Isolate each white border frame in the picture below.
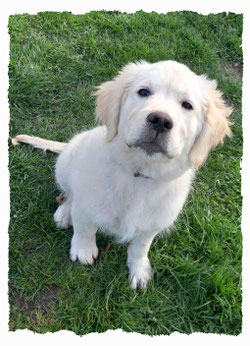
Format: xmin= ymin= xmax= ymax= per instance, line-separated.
xmin=1 ymin=1 xmax=249 ymax=345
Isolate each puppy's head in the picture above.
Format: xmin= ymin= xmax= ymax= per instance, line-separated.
xmin=95 ymin=60 xmax=232 ymax=168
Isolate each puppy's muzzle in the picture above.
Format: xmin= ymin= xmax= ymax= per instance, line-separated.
xmin=146 ymin=112 xmax=173 ymax=133
xmin=130 ymin=111 xmax=173 ymax=157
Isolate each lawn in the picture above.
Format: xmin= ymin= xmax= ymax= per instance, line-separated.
xmin=8 ymin=11 xmax=242 ymax=335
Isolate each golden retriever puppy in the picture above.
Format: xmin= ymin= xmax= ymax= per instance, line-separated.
xmin=12 ymin=60 xmax=232 ymax=289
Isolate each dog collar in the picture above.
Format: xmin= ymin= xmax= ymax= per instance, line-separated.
xmin=134 ymin=171 xmax=152 ymax=179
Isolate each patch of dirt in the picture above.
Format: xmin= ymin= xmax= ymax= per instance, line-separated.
xmin=225 ymin=62 xmax=243 ymax=83
xmin=37 ymin=284 xmax=60 ymax=306
xmin=11 ymin=284 xmax=60 ymax=323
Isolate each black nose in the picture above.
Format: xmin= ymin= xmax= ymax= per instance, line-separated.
xmin=146 ymin=112 xmax=173 ymax=133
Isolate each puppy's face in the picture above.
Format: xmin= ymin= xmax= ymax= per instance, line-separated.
xmin=119 ymin=61 xmax=206 ymax=160
xmin=95 ymin=61 xmax=232 ymax=168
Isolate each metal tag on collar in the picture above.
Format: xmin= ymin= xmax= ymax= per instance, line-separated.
xmin=134 ymin=171 xmax=152 ymax=179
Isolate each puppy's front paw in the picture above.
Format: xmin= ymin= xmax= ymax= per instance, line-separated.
xmin=127 ymin=258 xmax=152 ymax=290
xmin=70 ymin=237 xmax=98 ymax=265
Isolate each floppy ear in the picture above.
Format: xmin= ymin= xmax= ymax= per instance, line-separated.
xmin=94 ymin=63 xmax=139 ymax=142
xmin=189 ymin=82 xmax=233 ymax=168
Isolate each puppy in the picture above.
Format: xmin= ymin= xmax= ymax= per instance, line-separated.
xmin=12 ymin=60 xmax=232 ymax=289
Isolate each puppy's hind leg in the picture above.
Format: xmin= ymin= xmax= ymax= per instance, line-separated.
xmin=70 ymin=204 xmax=98 ymax=265
xmin=54 ymin=195 xmax=72 ymax=229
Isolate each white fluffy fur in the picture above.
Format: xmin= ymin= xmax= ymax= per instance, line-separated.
xmin=13 ymin=60 xmax=232 ymax=289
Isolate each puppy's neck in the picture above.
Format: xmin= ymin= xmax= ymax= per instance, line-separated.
xmin=109 ymin=138 xmax=194 ymax=183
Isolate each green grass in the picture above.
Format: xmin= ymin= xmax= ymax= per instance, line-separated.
xmin=8 ymin=11 xmax=242 ymax=335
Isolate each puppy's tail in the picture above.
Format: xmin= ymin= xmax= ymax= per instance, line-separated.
xmin=12 ymin=135 xmax=67 ymax=153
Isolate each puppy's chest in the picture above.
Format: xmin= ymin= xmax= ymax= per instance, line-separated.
xmin=111 ymin=176 xmax=188 ymax=232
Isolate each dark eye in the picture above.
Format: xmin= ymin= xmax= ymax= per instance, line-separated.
xmin=138 ymin=88 xmax=151 ymax=97
xmin=182 ymin=101 xmax=193 ymax=110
